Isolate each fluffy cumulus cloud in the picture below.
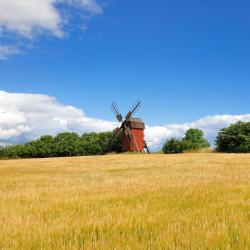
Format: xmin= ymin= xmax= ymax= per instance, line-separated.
xmin=0 ymin=0 xmax=102 ymax=58
xmin=0 ymin=91 xmax=116 ymax=145
xmin=1 ymin=91 xmax=250 ymax=150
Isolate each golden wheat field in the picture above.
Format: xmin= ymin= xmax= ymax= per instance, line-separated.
xmin=0 ymin=153 xmax=250 ymax=250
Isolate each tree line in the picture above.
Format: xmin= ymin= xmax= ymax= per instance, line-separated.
xmin=0 ymin=121 xmax=249 ymax=159
xmin=162 ymin=121 xmax=250 ymax=154
xmin=0 ymin=132 xmax=121 ymax=159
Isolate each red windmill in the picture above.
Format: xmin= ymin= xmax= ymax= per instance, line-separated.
xmin=111 ymin=100 xmax=150 ymax=153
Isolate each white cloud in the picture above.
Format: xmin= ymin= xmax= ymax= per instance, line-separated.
xmin=1 ymin=91 xmax=250 ymax=150
xmin=0 ymin=0 xmax=102 ymax=58
xmin=0 ymin=0 xmax=102 ymax=38
xmin=0 ymin=0 xmax=63 ymax=38
xmin=0 ymin=91 xmax=116 ymax=145
xmin=0 ymin=45 xmax=21 ymax=59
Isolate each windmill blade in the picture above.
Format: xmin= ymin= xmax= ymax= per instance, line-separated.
xmin=111 ymin=102 xmax=119 ymax=118
xmin=124 ymin=125 xmax=140 ymax=152
xmin=130 ymin=99 xmax=141 ymax=115
xmin=111 ymin=102 xmax=120 ymax=115
xmin=111 ymin=102 xmax=123 ymax=122
xmin=125 ymin=100 xmax=141 ymax=120
xmin=114 ymin=126 xmax=123 ymax=135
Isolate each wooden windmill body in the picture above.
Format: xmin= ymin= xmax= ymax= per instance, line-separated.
xmin=111 ymin=101 xmax=150 ymax=153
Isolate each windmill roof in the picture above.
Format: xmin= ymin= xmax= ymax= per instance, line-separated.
xmin=126 ymin=118 xmax=145 ymax=129
xmin=127 ymin=118 xmax=144 ymax=123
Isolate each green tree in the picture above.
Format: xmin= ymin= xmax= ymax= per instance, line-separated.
xmin=0 ymin=130 xmax=124 ymax=159
xmin=102 ymin=131 xmax=122 ymax=153
xmin=216 ymin=121 xmax=250 ymax=153
xmin=162 ymin=138 xmax=184 ymax=154
xmin=182 ymin=128 xmax=210 ymax=150
xmin=162 ymin=128 xmax=210 ymax=154
xmin=78 ymin=133 xmax=103 ymax=156
xmin=54 ymin=132 xmax=80 ymax=157
xmin=25 ymin=135 xmax=55 ymax=158
xmin=1 ymin=144 xmax=26 ymax=159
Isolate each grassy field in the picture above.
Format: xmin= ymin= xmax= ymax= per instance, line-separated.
xmin=0 ymin=154 xmax=249 ymax=250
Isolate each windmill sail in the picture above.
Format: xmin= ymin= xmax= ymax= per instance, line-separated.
xmin=111 ymin=102 xmax=123 ymax=122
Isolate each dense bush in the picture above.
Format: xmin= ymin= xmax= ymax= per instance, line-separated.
xmin=162 ymin=128 xmax=210 ymax=154
xmin=182 ymin=129 xmax=210 ymax=150
xmin=0 ymin=144 xmax=27 ymax=159
xmin=54 ymin=133 xmax=80 ymax=157
xmin=162 ymin=138 xmax=185 ymax=154
xmin=0 ymin=131 xmax=121 ymax=159
xmin=216 ymin=122 xmax=250 ymax=153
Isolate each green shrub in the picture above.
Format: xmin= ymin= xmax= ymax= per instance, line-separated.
xmin=54 ymin=132 xmax=80 ymax=157
xmin=0 ymin=131 xmax=121 ymax=159
xmin=182 ymin=129 xmax=210 ymax=151
xmin=216 ymin=121 xmax=250 ymax=153
xmin=103 ymin=131 xmax=122 ymax=153
xmin=25 ymin=135 xmax=55 ymax=158
xmin=0 ymin=144 xmax=26 ymax=159
xmin=78 ymin=133 xmax=103 ymax=156
xmin=162 ymin=138 xmax=184 ymax=154
xmin=162 ymin=128 xmax=210 ymax=154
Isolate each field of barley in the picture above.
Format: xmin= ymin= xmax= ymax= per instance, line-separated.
xmin=0 ymin=153 xmax=249 ymax=249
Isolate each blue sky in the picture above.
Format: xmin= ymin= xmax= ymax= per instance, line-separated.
xmin=0 ymin=0 xmax=249 ymax=148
